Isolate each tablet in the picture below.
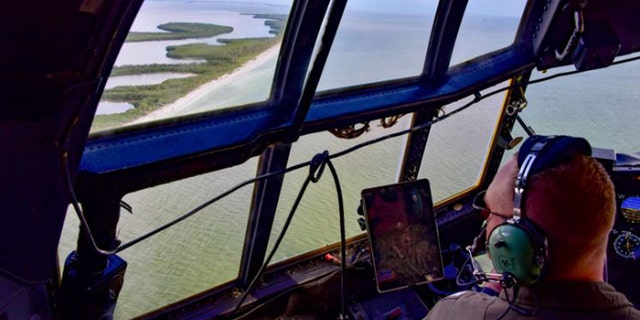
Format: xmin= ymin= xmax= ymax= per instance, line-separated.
xmin=361 ymin=179 xmax=444 ymax=292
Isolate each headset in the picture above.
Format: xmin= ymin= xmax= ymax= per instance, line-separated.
xmin=486 ymin=135 xmax=592 ymax=286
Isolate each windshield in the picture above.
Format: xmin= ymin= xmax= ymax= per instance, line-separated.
xmin=90 ymin=0 xmax=525 ymax=134
xmin=68 ymin=0 xmax=529 ymax=318
xmin=511 ymin=54 xmax=640 ymax=158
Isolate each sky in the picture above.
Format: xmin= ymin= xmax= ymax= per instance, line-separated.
xmin=154 ymin=0 xmax=527 ymax=18
xmin=288 ymin=0 xmax=524 ymax=17
xmin=346 ymin=0 xmax=526 ymax=17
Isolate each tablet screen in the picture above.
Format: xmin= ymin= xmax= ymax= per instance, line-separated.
xmin=362 ymin=179 xmax=444 ymax=292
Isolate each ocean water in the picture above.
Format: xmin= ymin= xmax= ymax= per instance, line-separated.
xmin=104 ymin=73 xmax=195 ymax=89
xmin=60 ymin=1 xmax=640 ymax=318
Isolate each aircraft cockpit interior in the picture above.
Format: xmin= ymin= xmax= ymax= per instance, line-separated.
xmin=2 ymin=0 xmax=640 ymax=319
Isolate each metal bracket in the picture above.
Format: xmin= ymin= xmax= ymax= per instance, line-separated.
xmin=554 ymin=4 xmax=585 ymax=61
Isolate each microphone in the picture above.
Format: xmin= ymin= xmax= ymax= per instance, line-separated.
xmin=465 ymin=227 xmax=518 ymax=289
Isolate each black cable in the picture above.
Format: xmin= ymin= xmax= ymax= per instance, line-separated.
xmin=329 ymin=87 xmax=498 ymax=161
xmin=68 ymin=155 xmax=312 ymax=255
xmin=494 ymin=287 xmax=513 ymax=320
xmin=325 ymin=158 xmax=348 ymax=319
xmin=227 ymin=152 xmax=351 ymax=319
xmin=528 ymin=54 xmax=640 ymax=85
xmin=115 ymin=171 xmax=274 ymax=252
xmin=65 ymin=83 xmax=507 ymax=256
xmin=516 ymin=115 xmax=536 ymax=137
xmin=63 ymin=153 xmax=119 ymax=256
xmin=56 ymin=34 xmax=640 ymax=319
xmin=508 ymin=285 xmax=538 ymax=317
xmin=494 ymin=280 xmax=538 ymax=320
xmin=67 ymin=51 xmax=640 ymax=257
xmin=228 ymin=152 xmax=329 ymax=318
xmin=66 ymin=86 xmax=493 ymax=256
xmin=60 ymin=80 xmax=122 ymax=256
xmin=226 ymin=87 xmax=507 ymax=316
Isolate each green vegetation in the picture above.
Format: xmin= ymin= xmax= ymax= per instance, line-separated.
xmin=125 ymin=22 xmax=233 ymax=42
xmin=93 ymin=15 xmax=287 ymax=132
xmin=97 ymin=36 xmax=279 ymax=127
xmin=108 ymin=63 xmax=205 ymax=77
xmin=253 ymin=14 xmax=287 ymax=34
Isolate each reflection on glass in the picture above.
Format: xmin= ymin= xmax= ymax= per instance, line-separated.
xmin=59 ymin=159 xmax=258 ymax=318
xmin=92 ymin=0 xmax=290 ymax=132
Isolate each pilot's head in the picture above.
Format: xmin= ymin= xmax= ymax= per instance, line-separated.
xmin=484 ymin=136 xmax=615 ymax=281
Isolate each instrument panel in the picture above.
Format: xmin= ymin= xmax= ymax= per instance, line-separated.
xmin=607 ymin=165 xmax=640 ymax=308
xmin=609 ymin=167 xmax=640 ymax=263
xmin=620 ymin=196 xmax=640 ymax=224
xmin=610 ymin=195 xmax=640 ymax=261
xmin=611 ymin=230 xmax=640 ymax=260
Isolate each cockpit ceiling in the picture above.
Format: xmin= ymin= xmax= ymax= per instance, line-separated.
xmin=535 ymin=0 xmax=640 ymax=70
xmin=0 ymin=0 xmax=140 ymax=121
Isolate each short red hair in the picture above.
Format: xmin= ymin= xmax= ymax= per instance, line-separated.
xmin=526 ymin=154 xmax=615 ymax=273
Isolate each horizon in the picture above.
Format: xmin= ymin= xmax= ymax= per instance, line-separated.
xmin=147 ymin=0 xmax=526 ymax=17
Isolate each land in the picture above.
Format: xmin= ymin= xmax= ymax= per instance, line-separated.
xmin=131 ymin=44 xmax=280 ymax=124
xmin=92 ymin=15 xmax=286 ymax=132
xmin=125 ymin=23 xmax=234 ymax=42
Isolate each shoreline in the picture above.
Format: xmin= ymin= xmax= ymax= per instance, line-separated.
xmin=129 ymin=44 xmax=280 ymax=124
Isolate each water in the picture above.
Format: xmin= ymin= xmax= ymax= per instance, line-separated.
xmin=114 ymin=1 xmax=281 ymax=66
xmin=96 ymin=101 xmax=135 ymax=115
xmin=104 ymin=73 xmax=195 ymax=89
xmin=60 ymin=1 xmax=640 ymax=318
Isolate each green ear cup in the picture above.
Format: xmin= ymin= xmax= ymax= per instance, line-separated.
xmin=487 ymin=222 xmax=543 ymax=286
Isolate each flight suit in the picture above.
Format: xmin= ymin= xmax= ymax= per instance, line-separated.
xmin=425 ymin=281 xmax=640 ymax=319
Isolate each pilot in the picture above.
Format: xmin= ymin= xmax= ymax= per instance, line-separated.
xmin=425 ymin=135 xmax=640 ymax=319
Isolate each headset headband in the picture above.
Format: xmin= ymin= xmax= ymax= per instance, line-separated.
xmin=513 ymin=135 xmax=592 ymax=219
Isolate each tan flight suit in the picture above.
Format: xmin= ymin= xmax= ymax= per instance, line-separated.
xmin=425 ymin=281 xmax=640 ymax=320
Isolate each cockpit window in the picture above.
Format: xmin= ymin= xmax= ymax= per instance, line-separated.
xmin=317 ymin=0 xmax=435 ymax=90
xmin=59 ymin=160 xmax=258 ymax=318
xmin=451 ymin=0 xmax=526 ymax=66
xmin=514 ymin=54 xmax=640 ymax=155
xmin=74 ymin=0 xmax=532 ymax=317
xmin=266 ymin=81 xmax=508 ymax=264
xmin=91 ymin=0 xmax=290 ymax=133
xmin=420 ymin=82 xmax=508 ymax=202
xmin=91 ymin=0 xmax=526 ymax=134
xmin=267 ymin=121 xmax=411 ymax=263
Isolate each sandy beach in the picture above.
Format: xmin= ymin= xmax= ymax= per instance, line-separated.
xmin=130 ymin=44 xmax=280 ymax=124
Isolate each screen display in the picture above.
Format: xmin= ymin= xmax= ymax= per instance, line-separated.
xmin=607 ymin=167 xmax=640 ymax=308
xmin=362 ymin=179 xmax=444 ymax=292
